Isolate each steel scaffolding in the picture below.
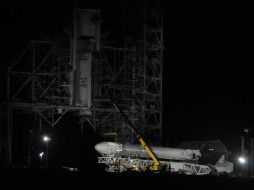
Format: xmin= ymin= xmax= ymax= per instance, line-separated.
xmin=7 ymin=39 xmax=73 ymax=124
xmin=91 ymin=46 xmax=138 ymax=143
xmin=4 ymin=38 xmax=89 ymax=165
xmin=91 ymin=0 xmax=163 ymax=145
xmin=2 ymin=0 xmax=163 ymax=167
xmin=0 ymin=64 xmax=6 ymax=167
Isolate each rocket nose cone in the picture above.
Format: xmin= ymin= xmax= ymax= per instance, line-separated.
xmin=94 ymin=142 xmax=122 ymax=156
xmin=94 ymin=142 xmax=107 ymax=154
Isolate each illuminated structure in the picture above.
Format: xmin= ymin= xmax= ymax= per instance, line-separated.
xmin=1 ymin=0 xmax=163 ymax=167
xmin=91 ymin=0 xmax=163 ymax=144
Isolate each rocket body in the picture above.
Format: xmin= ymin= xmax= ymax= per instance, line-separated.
xmin=95 ymin=142 xmax=201 ymax=161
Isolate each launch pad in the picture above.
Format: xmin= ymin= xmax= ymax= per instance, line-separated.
xmin=98 ymin=156 xmax=212 ymax=175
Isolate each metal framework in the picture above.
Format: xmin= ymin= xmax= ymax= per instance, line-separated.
xmin=2 ymin=0 xmax=163 ymax=166
xmin=0 ymin=67 xmax=6 ymax=167
xmin=4 ymin=38 xmax=90 ymax=165
xmin=91 ymin=46 xmax=138 ymax=143
xmin=91 ymin=0 xmax=163 ymax=145
xmin=138 ymin=0 xmax=163 ymax=144
xmin=7 ymin=40 xmax=73 ymax=123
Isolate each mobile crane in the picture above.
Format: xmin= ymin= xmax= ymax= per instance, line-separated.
xmin=107 ymin=92 xmax=161 ymax=172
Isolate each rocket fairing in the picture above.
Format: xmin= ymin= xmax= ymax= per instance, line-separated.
xmin=95 ymin=142 xmax=201 ymax=161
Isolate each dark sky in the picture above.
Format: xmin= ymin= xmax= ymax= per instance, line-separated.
xmin=163 ymin=2 xmax=253 ymax=149
xmin=1 ymin=0 xmax=253 ymax=166
xmin=164 ymin=2 xmax=253 ymax=141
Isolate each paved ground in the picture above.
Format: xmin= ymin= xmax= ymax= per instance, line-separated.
xmin=1 ymin=169 xmax=254 ymax=189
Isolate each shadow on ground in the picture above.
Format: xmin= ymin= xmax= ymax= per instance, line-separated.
xmin=1 ymin=168 xmax=254 ymax=189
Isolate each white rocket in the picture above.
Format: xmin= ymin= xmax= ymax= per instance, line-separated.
xmin=95 ymin=142 xmax=201 ymax=161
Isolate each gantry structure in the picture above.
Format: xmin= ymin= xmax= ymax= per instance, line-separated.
xmin=0 ymin=0 xmax=163 ymax=167
xmin=91 ymin=0 xmax=163 ymax=144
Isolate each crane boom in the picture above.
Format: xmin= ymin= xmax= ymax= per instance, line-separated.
xmin=108 ymin=93 xmax=160 ymax=171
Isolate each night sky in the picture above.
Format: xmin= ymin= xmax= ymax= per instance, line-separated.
xmin=0 ymin=0 xmax=253 ymax=169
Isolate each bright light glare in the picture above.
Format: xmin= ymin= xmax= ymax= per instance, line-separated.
xmin=43 ymin=136 xmax=50 ymax=142
xmin=39 ymin=152 xmax=44 ymax=158
xmin=238 ymin=157 xmax=246 ymax=164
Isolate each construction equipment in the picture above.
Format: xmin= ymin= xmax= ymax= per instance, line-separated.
xmin=107 ymin=92 xmax=160 ymax=171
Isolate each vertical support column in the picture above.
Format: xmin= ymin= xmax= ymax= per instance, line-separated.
xmin=57 ymin=45 xmax=61 ymax=105
xmin=45 ymin=140 xmax=49 ymax=170
xmin=32 ymin=42 xmax=35 ymax=102
xmin=72 ymin=8 xmax=78 ymax=107
xmin=131 ymin=53 xmax=136 ymax=144
xmin=51 ymin=108 xmax=55 ymax=127
xmin=241 ymin=136 xmax=245 ymax=155
xmin=80 ymin=119 xmax=84 ymax=135
xmin=142 ymin=0 xmax=147 ymax=130
xmin=6 ymin=64 xmax=12 ymax=167
xmin=143 ymin=0 xmax=163 ymax=145
xmin=250 ymin=137 xmax=253 ymax=176
xmin=7 ymin=106 xmax=12 ymax=166
xmin=39 ymin=113 xmax=42 ymax=132
xmin=159 ymin=9 xmax=163 ymax=146
xmin=241 ymin=136 xmax=247 ymax=176
xmin=27 ymin=126 xmax=32 ymax=168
